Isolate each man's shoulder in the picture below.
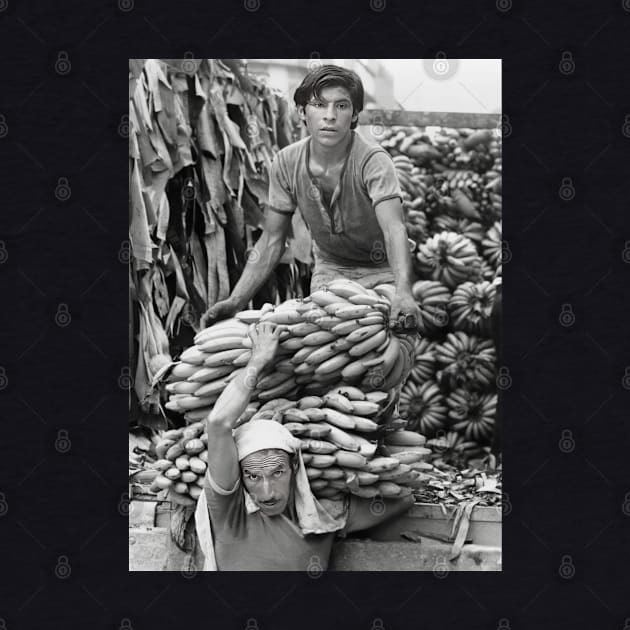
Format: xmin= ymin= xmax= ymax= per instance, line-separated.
xmin=274 ymin=136 xmax=310 ymax=162
xmin=351 ymin=131 xmax=391 ymax=166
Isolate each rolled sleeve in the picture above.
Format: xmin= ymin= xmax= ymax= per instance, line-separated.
xmin=203 ymin=471 xmax=246 ymax=539
xmin=362 ymin=151 xmax=403 ymax=208
xmin=268 ymin=152 xmax=296 ymax=215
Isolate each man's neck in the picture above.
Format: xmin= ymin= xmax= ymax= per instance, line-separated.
xmin=309 ymin=130 xmax=353 ymax=167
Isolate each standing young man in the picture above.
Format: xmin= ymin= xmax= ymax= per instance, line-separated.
xmin=201 ymin=64 xmax=421 ymax=332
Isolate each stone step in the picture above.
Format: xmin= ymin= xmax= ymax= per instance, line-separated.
xmin=129 ymin=527 xmax=501 ymax=572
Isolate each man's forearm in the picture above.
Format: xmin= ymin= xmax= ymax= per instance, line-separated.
xmin=383 ymin=222 xmax=413 ymax=293
xmin=230 ymin=236 xmax=285 ymax=307
xmin=207 ymin=357 xmax=267 ymax=430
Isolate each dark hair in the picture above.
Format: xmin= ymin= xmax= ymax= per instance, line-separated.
xmin=294 ymin=64 xmax=364 ymax=130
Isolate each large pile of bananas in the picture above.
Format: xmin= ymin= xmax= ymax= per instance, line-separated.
xmin=163 ymin=279 xmax=416 ymax=418
xmin=377 ymin=124 xmax=501 ymax=455
xmin=152 ymin=384 xmax=435 ymax=505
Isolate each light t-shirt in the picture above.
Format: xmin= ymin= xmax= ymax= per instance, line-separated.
xmin=268 ymin=130 xmax=403 ymax=266
xmin=203 ymin=472 xmax=355 ymax=571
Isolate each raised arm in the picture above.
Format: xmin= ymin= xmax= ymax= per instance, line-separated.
xmin=375 ymin=198 xmax=422 ymax=330
xmin=200 ymin=209 xmax=293 ymax=327
xmin=231 ymin=209 xmax=293 ymax=309
xmin=205 ymin=322 xmax=282 ymax=490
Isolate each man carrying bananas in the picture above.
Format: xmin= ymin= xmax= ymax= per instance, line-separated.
xmin=200 ymin=64 xmax=422 ymax=338
xmin=194 ymin=322 xmax=414 ymax=570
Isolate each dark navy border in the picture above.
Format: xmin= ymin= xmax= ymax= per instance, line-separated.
xmin=1 ymin=1 xmax=628 ymax=628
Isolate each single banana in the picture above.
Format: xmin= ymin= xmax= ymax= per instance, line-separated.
xmin=348 ymin=329 xmax=388 ymax=357
xmin=326 ymin=278 xmax=369 ymax=298
xmin=197 ymin=336 xmax=248 ymax=353
xmin=203 ymin=348 xmax=246 ymax=367
xmin=364 ymin=391 xmax=389 ymax=404
xmin=348 ymin=400 xmax=381 ymax=417
xmin=166 ymin=381 xmax=201 ymax=395
xmin=257 ymin=398 xmax=294 ymax=413
xmin=287 ymin=322 xmax=321 ymax=337
xmin=335 ymin=450 xmax=367 ymax=469
xmin=310 ymin=290 xmax=349 ymax=308
xmin=302 ymin=407 xmax=328 ymax=422
xmin=257 ymin=371 xmax=292 ymax=391
xmin=318 ymin=422 xmax=361 ymax=451
xmin=170 ymin=362 xmax=198 ymax=379
xmin=259 ymin=308 xmax=302 ymax=325
xmin=291 ymin=345 xmax=319 ymax=365
xmin=282 ymin=407 xmax=311 ymax=423
xmin=235 ymin=309 xmax=265 ymax=324
xmin=177 ymin=395 xmax=221 ymax=411
xmin=294 ymin=361 xmax=316 ymax=375
xmin=322 ymin=392 xmax=356 ymax=413
xmin=296 ymin=395 xmax=324 ymax=409
xmin=305 ymin=339 xmax=352 ymax=365
xmin=330 ymin=385 xmax=366 ymax=401
xmin=379 ymin=335 xmax=401 ymax=375
xmin=231 ymin=350 xmax=252 ymax=367
xmin=324 ymin=302 xmax=355 ymax=316
xmin=314 ymin=352 xmax=353 ymax=376
xmin=313 ymin=316 xmax=342 ymax=330
xmin=256 ymin=376 xmax=297 ymax=401
xmin=302 ymin=330 xmax=337 ymax=346
xmin=332 ymin=304 xmax=376 ymax=320
xmin=194 ymin=325 xmax=249 ymax=346
xmin=301 ymin=306 xmax=328 ymax=322
xmin=302 ymin=422 xmax=331 ymax=439
xmin=345 ymin=323 xmax=385 ymax=344
xmin=347 ymin=293 xmax=381 ymax=306
xmin=180 ymin=347 xmax=208 ymax=365
xmin=302 ymin=439 xmax=337 ymax=455
xmin=194 ymin=378 xmax=230 ymax=398
xmin=373 ymin=284 xmax=396 ymax=303
xmin=350 ymin=415 xmax=379 ymax=432
xmin=322 ymin=407 xmax=356 ymax=430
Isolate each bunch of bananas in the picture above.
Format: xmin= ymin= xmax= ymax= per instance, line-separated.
xmin=164 ymin=317 xmax=254 ymax=419
xmin=152 ymin=387 xmax=435 ymax=504
xmin=448 ymin=281 xmax=497 ymax=336
xmin=269 ymin=389 xmax=430 ymax=500
xmin=398 ymin=379 xmax=447 ymax=438
xmin=432 ymin=216 xmax=485 ymax=245
xmin=415 ymin=232 xmax=482 ymax=289
xmin=149 ymin=421 xmax=210 ymax=505
xmin=435 ymin=332 xmax=496 ymax=389
xmin=479 ymin=189 xmax=502 ymax=225
xmin=482 ymin=221 xmax=502 ymax=269
xmin=446 ymin=388 xmax=497 ymax=443
xmin=411 ymin=280 xmax=451 ymax=337
xmin=405 ymin=208 xmax=429 ymax=244
xmin=392 ymin=154 xmax=427 ymax=200
xmin=426 ymin=430 xmax=485 ymax=468
xmin=409 ymin=337 xmax=437 ymax=383
xmin=163 ymin=279 xmax=412 ymax=416
xmin=470 ymin=258 xmax=497 ymax=283
xmin=382 ymin=127 xmax=442 ymax=166
xmin=374 ymin=124 xmax=502 ymax=457
xmin=429 ymin=128 xmax=462 ymax=169
xmin=437 ymin=169 xmax=483 ymax=195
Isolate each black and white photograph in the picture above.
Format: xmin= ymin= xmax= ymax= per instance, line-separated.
xmin=127 ymin=57 xmax=502 ymax=572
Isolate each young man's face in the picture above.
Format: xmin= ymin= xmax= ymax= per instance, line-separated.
xmin=241 ymin=449 xmax=294 ymax=517
xmin=300 ymin=85 xmax=358 ymax=147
